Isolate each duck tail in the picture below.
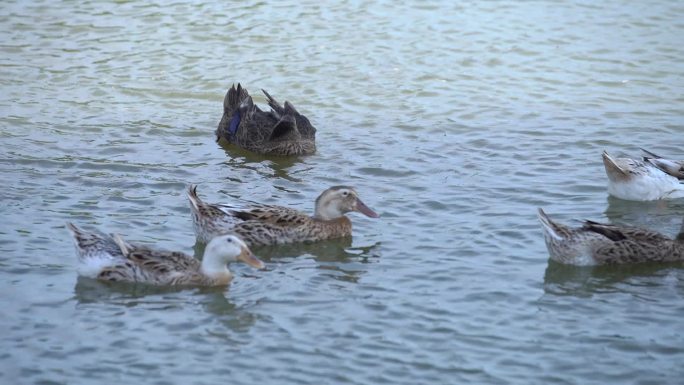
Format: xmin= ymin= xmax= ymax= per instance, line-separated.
xmin=66 ymin=222 xmax=122 ymax=262
xmin=66 ymin=222 xmax=98 ymax=254
xmin=640 ymin=148 xmax=661 ymax=159
xmin=66 ymin=222 xmax=89 ymax=251
xmin=262 ymin=88 xmax=284 ymax=115
xmin=224 ymin=83 xmax=251 ymax=111
xmin=187 ymin=184 xmax=205 ymax=213
xmin=262 ymin=89 xmax=303 ymax=119
xmin=218 ymin=84 xmax=255 ymax=141
xmin=284 ymin=100 xmax=300 ymax=116
xmin=537 ymin=208 xmax=566 ymax=241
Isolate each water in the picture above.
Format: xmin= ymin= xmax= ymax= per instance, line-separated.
xmin=2 ymin=0 xmax=684 ymax=384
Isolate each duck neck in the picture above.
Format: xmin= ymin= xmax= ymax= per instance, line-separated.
xmin=200 ymin=254 xmax=232 ymax=280
xmin=313 ymin=216 xmax=352 ymax=235
xmin=313 ymin=205 xmax=345 ymax=221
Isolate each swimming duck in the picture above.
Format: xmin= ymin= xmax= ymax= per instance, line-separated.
xmin=537 ymin=208 xmax=684 ymax=265
xmin=215 ymin=83 xmax=316 ymax=155
xmin=66 ymin=223 xmax=265 ymax=286
xmin=187 ymin=184 xmax=380 ymax=246
xmin=602 ymin=150 xmax=684 ymax=201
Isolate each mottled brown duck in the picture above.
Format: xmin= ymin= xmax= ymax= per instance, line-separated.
xmin=537 ymin=208 xmax=684 ymax=265
xmin=187 ymin=185 xmax=379 ymax=246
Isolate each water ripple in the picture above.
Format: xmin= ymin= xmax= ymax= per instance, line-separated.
xmin=2 ymin=0 xmax=684 ymax=384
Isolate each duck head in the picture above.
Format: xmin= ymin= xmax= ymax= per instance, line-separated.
xmin=313 ymin=186 xmax=380 ymax=220
xmin=203 ymin=234 xmax=265 ymax=273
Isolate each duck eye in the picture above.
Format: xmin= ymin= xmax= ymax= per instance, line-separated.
xmin=342 ymin=191 xmax=349 ymax=196
xmin=226 ymin=238 xmax=233 ymax=243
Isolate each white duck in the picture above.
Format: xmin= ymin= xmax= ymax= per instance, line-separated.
xmin=601 ymin=149 xmax=684 ymax=201
xmin=66 ymin=223 xmax=264 ymax=286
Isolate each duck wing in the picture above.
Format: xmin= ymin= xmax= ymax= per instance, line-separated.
xmin=229 ymin=204 xmax=310 ymax=226
xmin=582 ymin=220 xmax=671 ymax=243
xmin=641 ymin=148 xmax=684 ymax=180
xmin=582 ymin=220 xmax=676 ymax=264
xmin=189 ymin=192 xmax=307 ymax=225
xmin=96 ymin=235 xmax=200 ymax=283
xmin=232 ymin=220 xmax=307 ymax=246
xmin=66 ymin=222 xmax=125 ymax=261
xmin=591 ymin=237 xmax=669 ymax=264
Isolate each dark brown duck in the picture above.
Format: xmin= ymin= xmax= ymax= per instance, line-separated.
xmin=216 ymin=83 xmax=316 ymax=156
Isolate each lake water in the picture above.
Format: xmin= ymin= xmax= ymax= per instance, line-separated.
xmin=2 ymin=1 xmax=684 ymax=384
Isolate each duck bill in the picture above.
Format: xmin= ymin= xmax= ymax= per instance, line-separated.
xmin=238 ymin=247 xmax=265 ymax=269
xmin=354 ymin=198 xmax=380 ymax=218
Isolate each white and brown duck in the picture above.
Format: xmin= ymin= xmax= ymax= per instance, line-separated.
xmin=66 ymin=223 xmax=264 ymax=286
xmin=602 ymin=149 xmax=684 ymax=201
xmin=187 ymin=185 xmax=380 ymax=246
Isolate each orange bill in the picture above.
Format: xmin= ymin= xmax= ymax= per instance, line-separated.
xmin=238 ymin=247 xmax=266 ymax=269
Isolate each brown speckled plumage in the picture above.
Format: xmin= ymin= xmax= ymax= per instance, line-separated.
xmin=104 ymin=240 xmax=219 ymax=286
xmin=537 ymin=209 xmax=684 ymax=265
xmin=215 ymin=83 xmax=316 ymax=156
xmin=187 ymin=185 xmax=378 ymax=246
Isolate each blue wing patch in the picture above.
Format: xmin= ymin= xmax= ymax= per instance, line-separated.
xmin=228 ymin=110 xmax=241 ymax=138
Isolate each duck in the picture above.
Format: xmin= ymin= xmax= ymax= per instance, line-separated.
xmin=215 ymin=83 xmax=316 ymax=156
xmin=187 ymin=184 xmax=380 ymax=246
xmin=601 ymin=150 xmax=684 ymax=201
xmin=537 ymin=208 xmax=684 ymax=265
xmin=66 ymin=223 xmax=265 ymax=286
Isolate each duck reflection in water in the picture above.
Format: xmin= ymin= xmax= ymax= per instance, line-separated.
xmin=542 ymin=259 xmax=684 ymax=298
xmin=73 ymin=277 xmax=260 ymax=334
xmin=603 ymin=195 xmax=684 ymax=231
xmin=220 ymin=144 xmax=305 ymax=183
